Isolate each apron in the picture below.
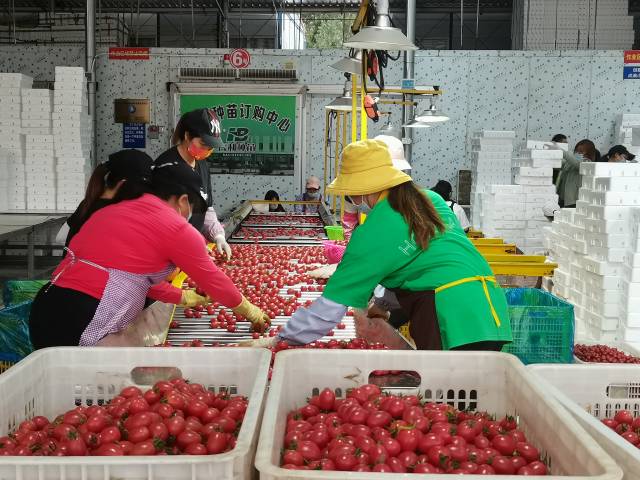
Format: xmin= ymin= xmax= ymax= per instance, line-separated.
xmin=393 ymin=275 xmax=501 ymax=350
xmin=50 ymin=249 xmax=175 ymax=346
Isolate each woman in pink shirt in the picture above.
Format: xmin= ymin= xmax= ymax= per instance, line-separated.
xmin=29 ymin=160 xmax=269 ymax=348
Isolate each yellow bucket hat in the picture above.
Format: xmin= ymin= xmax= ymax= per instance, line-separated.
xmin=326 ymin=139 xmax=412 ymax=196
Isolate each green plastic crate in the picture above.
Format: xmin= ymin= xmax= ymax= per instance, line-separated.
xmin=502 ymin=288 xmax=574 ymax=364
xmin=0 ymin=301 xmax=34 ymax=363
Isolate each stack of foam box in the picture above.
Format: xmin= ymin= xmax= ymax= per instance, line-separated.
xmin=470 ymin=130 xmax=515 ymax=227
xmin=623 ymin=208 xmax=640 ymax=342
xmin=615 ymin=114 xmax=640 ymax=158
xmin=25 ymin=134 xmax=56 ymax=210
xmin=513 ymin=0 xmax=634 ymax=50
xmin=0 ymin=74 xmax=32 ymax=211
xmin=53 ymin=66 xmax=91 ymax=210
xmin=547 ymin=162 xmax=640 ymax=341
xmin=476 ymin=185 xmax=525 ymax=246
xmin=511 ymin=141 xmax=562 ymax=253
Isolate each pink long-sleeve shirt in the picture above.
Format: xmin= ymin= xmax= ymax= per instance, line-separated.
xmin=52 ymin=194 xmax=242 ymax=308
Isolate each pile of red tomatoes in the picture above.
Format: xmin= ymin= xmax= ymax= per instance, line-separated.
xmin=601 ymin=409 xmax=640 ymax=446
xmin=0 ymin=379 xmax=246 ymax=457
xmin=234 ymin=227 xmax=325 ymax=240
xmin=243 ymin=214 xmax=323 ymax=226
xmin=574 ymin=344 xmax=640 ymax=363
xmin=280 ymin=384 xmax=548 ymax=475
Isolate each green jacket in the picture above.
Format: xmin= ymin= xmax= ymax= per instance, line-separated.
xmin=322 ymin=190 xmax=512 ymax=349
xmin=556 ymin=151 xmax=582 ymax=207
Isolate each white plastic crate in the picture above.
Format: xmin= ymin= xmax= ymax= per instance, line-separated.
xmin=580 ymin=162 xmax=640 ymax=177
xmin=529 ymin=364 xmax=640 ymax=480
xmin=256 ymin=350 xmax=622 ymax=480
xmin=0 ymin=347 xmax=270 ymax=480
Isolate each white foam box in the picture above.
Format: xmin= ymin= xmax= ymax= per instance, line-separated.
xmin=587 ymin=246 xmax=626 ymax=263
xmin=21 ymin=120 xmax=52 ymax=130
xmin=514 ymin=175 xmax=551 ymax=186
xmin=526 ymin=140 xmax=568 ymax=151
xmin=519 ymin=185 xmax=557 ymax=195
xmin=581 ymin=255 xmax=623 ymax=276
xmin=0 ymin=103 xmax=21 ymax=115
xmin=594 ymin=176 xmax=640 ymax=192
xmin=622 ymin=308 xmax=640 ymax=328
xmin=486 ymin=184 xmax=522 ymax=194
xmin=583 ymin=270 xmax=625 ymax=291
xmin=585 ymin=205 xmax=631 ymax=221
xmin=589 ymin=191 xmax=640 ymax=207
xmin=585 ymin=310 xmax=619 ymax=331
xmin=582 ymin=218 xmax=629 ymax=235
xmin=471 ymin=143 xmax=513 ymax=153
xmin=620 ymin=325 xmax=640 ymax=343
xmin=513 ymin=166 xmax=553 ymax=177
xmin=25 ymin=134 xmax=54 ymax=145
xmin=0 ymin=95 xmax=21 ymax=105
xmin=55 ymin=66 xmax=85 ymax=76
xmin=581 ymin=175 xmax=596 ymax=190
xmin=580 ymin=162 xmax=640 ymax=177
xmin=471 ymin=151 xmax=513 ymax=161
xmin=586 ymin=231 xmax=629 ymax=249
xmin=21 ymin=127 xmax=51 ymax=135
xmin=0 ymin=119 xmax=21 ymax=128
xmin=53 ymin=105 xmax=86 ymax=115
xmin=0 ymin=73 xmax=33 ymax=88
xmin=481 ymin=220 xmax=526 ymax=230
xmin=592 ymin=288 xmax=623 ymax=305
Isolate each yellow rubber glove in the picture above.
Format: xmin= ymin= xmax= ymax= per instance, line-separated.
xmin=232 ymin=296 xmax=270 ymax=329
xmin=238 ymin=337 xmax=277 ymax=348
xmin=180 ymin=289 xmax=208 ymax=307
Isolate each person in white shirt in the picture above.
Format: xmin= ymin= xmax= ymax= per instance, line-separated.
xmin=431 ymin=180 xmax=471 ymax=232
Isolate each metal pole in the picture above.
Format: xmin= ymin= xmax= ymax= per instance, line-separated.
xmin=475 ymin=0 xmax=479 ymax=49
xmin=223 ymin=0 xmax=229 ymax=47
xmin=402 ymin=0 xmax=416 ymax=164
xmin=191 ymin=0 xmax=195 ymax=42
xmin=136 ymin=0 xmax=141 ymax=45
xmin=86 ymin=0 xmax=97 ymax=168
xmin=11 ymin=0 xmax=16 ymax=44
xmin=460 ymin=0 xmax=464 ymax=48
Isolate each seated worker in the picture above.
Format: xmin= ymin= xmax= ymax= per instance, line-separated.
xmin=431 ymin=180 xmax=471 ymax=232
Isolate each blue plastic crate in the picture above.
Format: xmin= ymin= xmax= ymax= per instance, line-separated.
xmin=502 ymin=288 xmax=574 ymax=364
xmin=0 ymin=301 xmax=34 ymax=366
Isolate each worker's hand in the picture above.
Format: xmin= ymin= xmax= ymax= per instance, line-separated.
xmin=214 ymin=234 xmax=232 ymax=260
xmin=308 ymin=264 xmax=338 ymax=279
xmin=237 ymin=337 xmax=277 ymax=348
xmin=367 ymin=303 xmax=390 ymax=320
xmin=232 ymin=296 xmax=271 ymax=329
xmin=179 ymin=289 xmax=208 ymax=307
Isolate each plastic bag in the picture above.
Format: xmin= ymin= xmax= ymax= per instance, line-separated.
xmin=3 ymin=280 xmax=47 ymax=306
xmin=0 ymin=301 xmax=34 ymax=360
xmin=502 ymin=288 xmax=574 ymax=364
xmin=323 ymin=241 xmax=347 ymax=264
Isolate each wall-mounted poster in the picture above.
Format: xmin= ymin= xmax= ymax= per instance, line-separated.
xmin=180 ymin=94 xmax=295 ymax=175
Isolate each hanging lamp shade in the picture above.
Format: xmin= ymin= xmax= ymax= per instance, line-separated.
xmin=403 ymin=118 xmax=433 ymax=129
xmin=414 ymin=104 xmax=450 ymax=123
xmin=330 ymin=51 xmax=363 ymax=75
xmin=325 ymin=84 xmax=361 ymax=111
xmin=344 ymin=13 xmax=417 ymax=51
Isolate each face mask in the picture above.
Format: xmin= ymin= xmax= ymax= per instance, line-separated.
xmin=187 ymin=141 xmax=213 ymax=161
xmin=306 ymin=191 xmax=320 ymax=200
xmin=574 ymin=153 xmax=585 ymax=161
xmin=349 ymin=195 xmax=372 ymax=215
xmin=176 ymin=202 xmax=192 ymax=222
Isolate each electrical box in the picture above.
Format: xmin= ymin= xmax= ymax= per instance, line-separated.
xmin=114 ymin=99 xmax=150 ymax=124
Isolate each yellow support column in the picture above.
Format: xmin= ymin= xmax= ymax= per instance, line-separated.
xmin=360 ymin=53 xmax=367 ymax=140
xmin=351 ymin=74 xmax=358 ymax=142
xmin=323 ymin=108 xmax=329 ymax=201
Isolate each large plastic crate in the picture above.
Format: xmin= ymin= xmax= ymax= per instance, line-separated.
xmin=256 ymin=350 xmax=622 ymax=480
xmin=529 ymin=364 xmax=640 ymax=480
xmin=0 ymin=347 xmax=271 ymax=480
xmin=503 ymin=288 xmax=575 ymax=364
xmin=0 ymin=301 xmax=34 ymax=363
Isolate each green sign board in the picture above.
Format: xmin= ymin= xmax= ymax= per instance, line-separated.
xmin=180 ymin=94 xmax=296 ymax=175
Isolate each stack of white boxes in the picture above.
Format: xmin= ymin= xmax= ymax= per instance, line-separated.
xmin=513 ymin=0 xmax=634 ymax=50
xmin=0 ymin=74 xmax=32 ymax=211
xmin=615 ymin=114 xmax=640 ymax=158
xmin=25 ymin=134 xmax=56 ymax=210
xmin=470 ymin=130 xmax=515 ymax=227
xmin=545 ymin=162 xmax=640 ymax=341
xmin=512 ymin=141 xmax=562 ymax=253
xmin=53 ymin=66 xmax=91 ymax=210
xmin=476 ymin=140 xmax=561 ymax=253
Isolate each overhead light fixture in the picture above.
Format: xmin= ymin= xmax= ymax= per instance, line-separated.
xmin=403 ymin=119 xmax=433 ymax=129
xmin=379 ymin=116 xmax=401 ymax=138
xmin=343 ymin=0 xmax=417 ymax=51
xmin=325 ymin=82 xmax=361 ymax=111
xmin=414 ymin=103 xmax=450 ymax=123
xmin=330 ymin=51 xmax=362 ymax=75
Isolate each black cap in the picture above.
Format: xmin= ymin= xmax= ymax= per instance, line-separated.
xmin=152 ymin=160 xmax=208 ymax=211
xmin=181 ymin=108 xmax=223 ymax=148
xmin=607 ymin=145 xmax=636 ymax=161
xmin=104 ymin=149 xmax=153 ymax=182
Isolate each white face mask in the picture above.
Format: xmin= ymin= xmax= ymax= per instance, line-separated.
xmin=176 ymin=201 xmax=192 ymax=221
xmin=348 ymin=195 xmax=372 ymax=215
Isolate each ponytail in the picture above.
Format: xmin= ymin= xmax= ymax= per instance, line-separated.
xmin=387 ymin=182 xmax=445 ymax=250
xmin=79 ymin=163 xmax=109 ymax=217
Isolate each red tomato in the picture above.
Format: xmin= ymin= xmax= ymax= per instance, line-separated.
xmin=99 ymin=426 xmax=121 ymax=444
xmin=52 ymin=424 xmax=77 ymax=442
xmin=128 ymin=397 xmax=150 ymax=415
xmin=93 ymin=442 xmax=125 ymax=456
xmin=177 ymin=430 xmax=201 ymax=450
xmin=372 ymin=463 xmax=393 ymax=472
xmin=414 ymin=462 xmax=439 ymax=473
xmin=164 ymin=416 xmax=186 ymax=437
xmin=511 ymin=455 xmax=528 ymax=470
xmin=85 ymin=415 xmax=108 ymax=433
xmin=296 ymin=440 xmax=322 ymax=461
xmin=516 ymin=441 xmax=540 ymax=462
xmin=317 ymin=388 xmax=335 ymax=411
xmin=206 ymin=431 xmax=229 ymax=454
xmin=396 ymin=428 xmax=420 ymax=452
xmin=184 ymin=442 xmax=207 ymax=455
xmin=64 ymin=438 xmax=88 ymax=456
xmin=32 ymin=416 xmax=50 ymax=429
xmin=614 ymin=410 xmax=634 ymax=425
xmin=124 ymin=412 xmax=153 ymax=430
xmin=130 ymin=440 xmax=156 ymax=456
xmin=492 ymin=434 xmax=517 ymax=455
xmin=529 ymin=461 xmax=548 ymax=475
xmin=334 ymin=452 xmax=358 ymax=471
xmin=492 ymin=455 xmax=516 ymax=474
xmin=474 ymin=434 xmax=491 ymax=448
xmin=62 ymin=411 xmax=86 ymax=427
xmin=282 ymin=449 xmax=304 ymax=466
xmin=477 ymin=465 xmax=496 ymax=475
xmin=120 ymin=386 xmax=143 ymax=399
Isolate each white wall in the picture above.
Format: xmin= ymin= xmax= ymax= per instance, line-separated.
xmin=1 ymin=46 xmax=639 ymax=214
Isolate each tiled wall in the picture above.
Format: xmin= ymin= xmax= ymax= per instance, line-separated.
xmin=1 ymin=46 xmax=638 ymax=213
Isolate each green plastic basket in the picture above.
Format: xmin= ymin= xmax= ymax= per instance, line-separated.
xmin=3 ymin=280 xmax=48 ymax=306
xmin=502 ymin=288 xmax=574 ymax=364
xmin=324 ymin=226 xmax=345 ymax=240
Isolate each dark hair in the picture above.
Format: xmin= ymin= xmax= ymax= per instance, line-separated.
xmin=152 ymin=182 xmax=206 ymax=214
xmin=431 ymin=180 xmax=452 ymax=202
xmin=387 ymin=182 xmax=445 ymax=250
xmin=265 ymin=190 xmax=280 ymax=201
xmin=574 ymin=139 xmax=597 ymax=161
xmin=171 ymin=117 xmax=199 ymax=145
xmin=79 ymin=163 xmax=151 ymax=217
xmin=552 ymin=134 xmax=567 ymax=143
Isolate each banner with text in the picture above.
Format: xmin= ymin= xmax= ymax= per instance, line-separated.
xmin=180 ymin=94 xmax=295 ymax=175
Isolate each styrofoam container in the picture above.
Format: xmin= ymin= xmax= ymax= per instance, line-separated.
xmin=521 ymin=184 xmax=557 ymax=195
xmin=529 ymin=364 xmax=640 ymax=479
xmin=586 ymin=232 xmax=629 ymax=250
xmin=594 ymin=177 xmax=640 ymax=192
xmin=583 ymin=219 xmax=629 ymax=235
xmin=590 ymin=191 xmax=640 ymax=207
xmin=583 ymin=271 xmax=625 ymax=291
xmin=622 ymin=251 xmax=640 ymax=268
xmin=581 ymin=256 xmax=623 ymax=276
xmin=587 ymin=247 xmax=626 ymax=263
xmin=0 ymin=347 xmax=270 ymax=479
xmin=586 ymin=205 xmax=631 ymax=222
xmin=513 ymin=166 xmax=553 ymax=177
xmin=619 ymin=326 xmax=640 ymax=343
xmin=527 ymin=140 xmax=568 ymax=151
xmin=257 ymin=350 xmax=622 ymax=480
xmin=515 ymin=175 xmax=552 ymax=186
xmin=580 ymin=162 xmax=640 ymax=177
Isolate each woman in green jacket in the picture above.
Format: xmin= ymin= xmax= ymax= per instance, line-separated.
xmin=249 ymin=139 xmax=512 ymax=350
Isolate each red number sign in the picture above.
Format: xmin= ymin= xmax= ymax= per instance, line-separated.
xmin=229 ymin=49 xmax=251 ymax=69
